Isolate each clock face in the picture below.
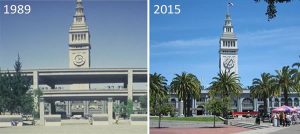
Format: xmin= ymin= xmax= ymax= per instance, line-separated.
xmin=223 ymin=56 xmax=234 ymax=72
xmin=73 ymin=55 xmax=85 ymax=66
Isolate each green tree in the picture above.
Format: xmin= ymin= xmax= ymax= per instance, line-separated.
xmin=126 ymin=99 xmax=133 ymax=118
xmin=170 ymin=72 xmax=201 ymax=117
xmin=11 ymin=55 xmax=32 ymax=114
xmin=0 ymin=55 xmax=33 ymax=115
xmin=138 ymin=95 xmax=147 ymax=113
xmin=0 ymin=71 xmax=13 ymax=114
xmin=150 ymin=73 xmax=168 ymax=115
xmin=205 ymin=97 xmax=223 ymax=128
xmin=275 ymin=66 xmax=298 ymax=106
xmin=209 ymin=71 xmax=242 ymax=118
xmin=156 ymin=95 xmax=174 ymax=128
xmin=254 ymin=0 xmax=292 ymax=21
xmin=250 ymin=73 xmax=278 ymax=116
xmin=292 ymin=58 xmax=300 ymax=93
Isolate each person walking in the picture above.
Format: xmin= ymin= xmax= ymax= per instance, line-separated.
xmin=277 ymin=112 xmax=280 ymax=127
xmin=279 ymin=112 xmax=283 ymax=126
xmin=282 ymin=112 xmax=286 ymax=127
xmin=286 ymin=113 xmax=291 ymax=126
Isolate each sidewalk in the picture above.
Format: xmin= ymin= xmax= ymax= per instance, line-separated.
xmin=235 ymin=126 xmax=287 ymax=134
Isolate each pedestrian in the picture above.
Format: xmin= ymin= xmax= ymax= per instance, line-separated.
xmin=282 ymin=112 xmax=286 ymax=127
xmin=279 ymin=112 xmax=283 ymax=126
xmin=277 ymin=112 xmax=280 ymax=127
xmin=286 ymin=113 xmax=291 ymax=126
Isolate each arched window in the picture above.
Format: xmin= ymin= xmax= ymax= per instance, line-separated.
xmin=288 ymin=98 xmax=293 ymax=106
xmin=274 ymin=98 xmax=279 ymax=107
xmin=294 ymin=98 xmax=299 ymax=106
xmin=242 ymin=98 xmax=254 ymax=111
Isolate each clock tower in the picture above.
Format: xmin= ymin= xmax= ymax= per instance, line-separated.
xmin=219 ymin=12 xmax=238 ymax=75
xmin=69 ymin=0 xmax=90 ymax=90
xmin=69 ymin=0 xmax=90 ymax=69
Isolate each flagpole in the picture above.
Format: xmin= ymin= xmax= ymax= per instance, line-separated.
xmin=227 ymin=0 xmax=229 ymax=15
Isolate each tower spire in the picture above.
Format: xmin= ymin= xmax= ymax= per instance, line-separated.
xmin=72 ymin=0 xmax=86 ymax=25
xmin=219 ymin=2 xmax=238 ymax=75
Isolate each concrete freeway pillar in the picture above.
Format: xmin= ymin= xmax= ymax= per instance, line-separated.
xmin=127 ymin=69 xmax=133 ymax=100
xmin=39 ymin=97 xmax=45 ymax=126
xmin=108 ymin=98 xmax=113 ymax=124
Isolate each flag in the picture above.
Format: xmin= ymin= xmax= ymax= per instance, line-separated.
xmin=228 ymin=2 xmax=234 ymax=6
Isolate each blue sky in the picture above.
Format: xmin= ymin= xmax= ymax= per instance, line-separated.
xmin=150 ymin=0 xmax=300 ymax=87
xmin=0 ymin=0 xmax=147 ymax=69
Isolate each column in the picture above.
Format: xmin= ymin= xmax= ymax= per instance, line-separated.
xmin=108 ymin=98 xmax=113 ymax=124
xmin=175 ymin=98 xmax=179 ymax=109
xmin=127 ymin=70 xmax=133 ymax=100
xmin=84 ymin=101 xmax=89 ymax=117
xmin=39 ymin=97 xmax=45 ymax=126
xmin=48 ymin=103 xmax=52 ymax=115
xmin=179 ymin=100 xmax=183 ymax=116
xmin=33 ymin=71 xmax=39 ymax=113
xmin=68 ymin=101 xmax=72 ymax=117
xmin=238 ymin=98 xmax=243 ymax=112
xmin=279 ymin=98 xmax=281 ymax=106
xmin=254 ymin=98 xmax=258 ymax=111
xmin=65 ymin=101 xmax=70 ymax=117
xmin=33 ymin=71 xmax=39 ymax=89
xmin=271 ymin=97 xmax=275 ymax=108
xmin=292 ymin=98 xmax=294 ymax=107
xmin=267 ymin=98 xmax=270 ymax=113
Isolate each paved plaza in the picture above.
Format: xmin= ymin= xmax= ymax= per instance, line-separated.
xmin=150 ymin=119 xmax=300 ymax=134
xmin=237 ymin=124 xmax=300 ymax=134
xmin=150 ymin=120 xmax=225 ymax=128
xmin=151 ymin=126 xmax=249 ymax=134
xmin=0 ymin=124 xmax=147 ymax=134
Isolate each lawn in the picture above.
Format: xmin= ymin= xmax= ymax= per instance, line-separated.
xmin=150 ymin=116 xmax=222 ymax=122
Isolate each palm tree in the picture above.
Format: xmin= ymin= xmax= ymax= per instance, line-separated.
xmin=209 ymin=71 xmax=242 ymax=118
xmin=275 ymin=66 xmax=298 ymax=106
xmin=170 ymin=72 xmax=201 ymax=117
xmin=150 ymin=73 xmax=168 ymax=128
xmin=250 ymin=73 xmax=278 ymax=116
xmin=150 ymin=73 xmax=167 ymax=115
xmin=292 ymin=59 xmax=300 ymax=95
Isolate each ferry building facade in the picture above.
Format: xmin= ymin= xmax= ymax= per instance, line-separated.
xmin=8 ymin=0 xmax=147 ymax=124
xmin=169 ymin=12 xmax=300 ymax=116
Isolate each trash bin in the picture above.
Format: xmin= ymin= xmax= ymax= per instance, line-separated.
xmin=255 ymin=117 xmax=260 ymax=125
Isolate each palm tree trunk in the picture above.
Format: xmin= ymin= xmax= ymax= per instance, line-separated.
xmin=284 ymin=90 xmax=288 ymax=106
xmin=187 ymin=94 xmax=191 ymax=116
xmin=184 ymin=99 xmax=187 ymax=117
xmin=263 ymin=98 xmax=268 ymax=116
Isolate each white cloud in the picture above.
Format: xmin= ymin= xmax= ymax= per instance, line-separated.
xmin=151 ymin=26 xmax=300 ymax=49
xmin=151 ymin=38 xmax=218 ymax=48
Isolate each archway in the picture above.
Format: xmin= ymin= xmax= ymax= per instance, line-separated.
xmin=281 ymin=98 xmax=284 ymax=106
xmin=258 ymin=105 xmax=264 ymax=115
xmin=274 ymin=98 xmax=279 ymax=107
xmin=197 ymin=106 xmax=204 ymax=115
xmin=294 ymin=98 xmax=299 ymax=107
xmin=288 ymin=98 xmax=292 ymax=106
xmin=242 ymin=98 xmax=254 ymax=112
xmin=170 ymin=98 xmax=176 ymax=108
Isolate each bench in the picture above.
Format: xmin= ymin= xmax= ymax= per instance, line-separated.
xmin=44 ymin=115 xmax=61 ymax=126
xmin=130 ymin=114 xmax=147 ymax=125
xmin=0 ymin=115 xmax=23 ymax=127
